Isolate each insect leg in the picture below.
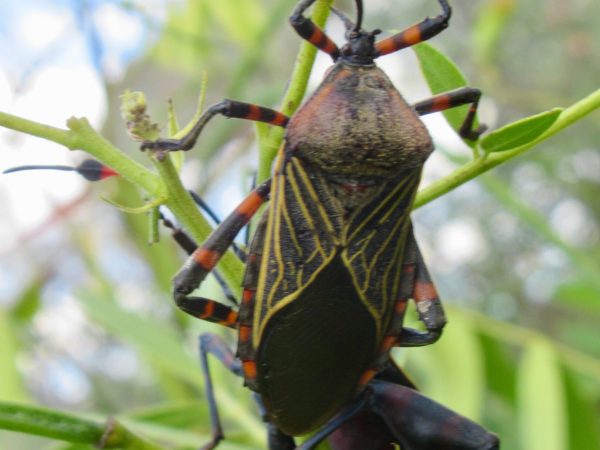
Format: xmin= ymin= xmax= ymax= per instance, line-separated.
xmin=398 ymin=230 xmax=447 ymax=347
xmin=199 ymin=334 xmax=296 ymax=450
xmin=252 ymin=394 xmax=296 ymax=450
xmin=290 ymin=0 xmax=341 ymax=60
xmin=141 ymin=100 xmax=288 ymax=153
xmin=294 ymin=394 xmax=370 ymax=450
xmin=413 ymin=86 xmax=487 ymax=140
xmin=172 ymin=180 xmax=271 ymax=321
xmin=368 ymin=379 xmax=500 ymax=450
xmin=187 ymin=190 xmax=247 ymax=261
xmin=327 ymin=361 xmax=415 ymax=450
xmin=160 ymin=212 xmax=240 ymax=305
xmin=197 ymin=333 xmax=242 ymax=450
xmin=375 ymin=0 xmax=451 ymax=56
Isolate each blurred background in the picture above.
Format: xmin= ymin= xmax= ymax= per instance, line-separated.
xmin=0 ymin=0 xmax=599 ymax=449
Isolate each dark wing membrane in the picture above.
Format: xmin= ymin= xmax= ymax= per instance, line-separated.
xmin=342 ymin=169 xmax=422 ymax=338
xmin=252 ymin=156 xmax=343 ymax=344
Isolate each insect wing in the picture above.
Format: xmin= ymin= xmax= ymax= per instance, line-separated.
xmin=252 ymin=155 xmax=343 ymax=342
xmin=343 ymin=169 xmax=422 ymax=339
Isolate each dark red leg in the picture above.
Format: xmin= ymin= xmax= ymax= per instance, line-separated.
xmin=289 ymin=0 xmax=340 ymax=61
xmin=320 ymin=368 xmax=499 ymax=450
xmin=141 ymin=100 xmax=288 ymax=153
xmin=413 ymin=87 xmax=486 ymax=140
xmin=369 ymin=379 xmax=500 ymax=450
xmin=296 ymin=394 xmax=370 ymax=450
xmin=375 ymin=0 xmax=451 ymax=56
xmin=327 ymin=361 xmax=414 ymax=450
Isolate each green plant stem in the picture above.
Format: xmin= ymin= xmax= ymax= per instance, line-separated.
xmin=0 ymin=111 xmax=244 ymax=291
xmin=0 ymin=401 xmax=164 ymax=450
xmin=152 ymin=154 xmax=244 ymax=295
xmin=0 ymin=112 xmax=161 ymax=194
xmin=2 ymin=88 xmax=599 ymax=295
xmin=256 ymin=0 xmax=334 ymax=183
xmin=415 ymin=87 xmax=600 ymax=208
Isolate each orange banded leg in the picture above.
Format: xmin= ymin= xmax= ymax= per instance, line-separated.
xmin=160 ymin=207 xmax=240 ymax=304
xmin=413 ymin=87 xmax=487 ymax=140
xmin=375 ymin=0 xmax=451 ymax=57
xmin=290 ymin=0 xmax=340 ymax=61
xmin=398 ymin=232 xmax=447 ymax=347
xmin=141 ymin=100 xmax=289 ymax=153
xmin=172 ymin=180 xmax=271 ymax=318
xmin=236 ymin=215 xmax=269 ymax=390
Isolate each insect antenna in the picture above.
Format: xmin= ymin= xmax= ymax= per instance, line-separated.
xmin=354 ymin=0 xmax=363 ymax=31
xmin=3 ymin=159 xmax=118 ymax=181
xmin=331 ymin=7 xmax=355 ymax=31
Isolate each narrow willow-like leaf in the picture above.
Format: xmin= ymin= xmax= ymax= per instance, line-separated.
xmin=77 ymin=292 xmax=264 ymax=445
xmin=517 ymin=338 xmax=567 ymax=450
xmin=77 ymin=292 xmax=201 ymax=385
xmin=472 ymin=0 xmax=516 ymax=65
xmin=0 ymin=311 xmax=28 ymax=402
xmin=554 ymin=279 xmax=600 ymax=314
xmin=480 ymin=108 xmax=563 ymax=153
xmin=407 ymin=311 xmax=485 ymax=420
xmin=413 ymin=42 xmax=478 ymax=148
xmin=563 ymin=370 xmax=600 ymax=450
xmin=0 ymin=402 xmax=101 ymax=443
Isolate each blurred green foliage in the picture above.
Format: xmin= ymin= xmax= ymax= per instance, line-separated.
xmin=1 ymin=0 xmax=599 ymax=449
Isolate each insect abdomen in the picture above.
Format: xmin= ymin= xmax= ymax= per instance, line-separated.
xmin=255 ymin=255 xmax=376 ymax=435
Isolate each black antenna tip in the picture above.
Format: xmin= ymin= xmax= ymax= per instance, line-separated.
xmin=354 ymin=0 xmax=363 ymax=31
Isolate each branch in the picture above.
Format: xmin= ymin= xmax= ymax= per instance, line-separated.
xmin=0 ymin=401 xmax=164 ymax=450
xmin=415 ymin=87 xmax=600 ymax=208
xmin=256 ymin=0 xmax=334 ymax=183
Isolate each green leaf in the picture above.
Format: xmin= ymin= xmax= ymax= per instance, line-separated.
xmin=479 ymin=334 xmax=516 ymax=403
xmin=207 ymin=0 xmax=266 ymax=46
xmin=0 ymin=310 xmax=29 ymax=402
xmin=472 ymin=0 xmax=517 ymax=65
xmin=77 ymin=292 xmax=201 ymax=386
xmin=413 ymin=42 xmax=479 ymax=147
xmin=405 ymin=310 xmax=485 ymax=420
xmin=0 ymin=402 xmax=166 ymax=450
xmin=0 ymin=401 xmax=101 ymax=444
xmin=10 ymin=277 xmax=44 ymax=323
xmin=77 ymin=292 xmax=264 ymax=446
xmin=480 ymin=108 xmax=563 ymax=153
xmin=563 ymin=370 xmax=600 ymax=450
xmin=517 ymin=338 xmax=567 ymax=450
xmin=554 ymin=279 xmax=600 ymax=315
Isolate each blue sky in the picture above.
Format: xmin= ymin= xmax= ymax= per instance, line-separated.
xmin=0 ymin=1 xmax=162 ymax=232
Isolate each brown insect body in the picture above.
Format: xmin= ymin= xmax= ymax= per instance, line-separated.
xmin=130 ymin=1 xmax=496 ymax=447
xmin=287 ymin=62 xmax=433 ymax=179
xmin=239 ymin=62 xmax=434 ymax=435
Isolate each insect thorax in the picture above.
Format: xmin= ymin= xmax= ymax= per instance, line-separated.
xmin=285 ymin=62 xmax=433 ymax=182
